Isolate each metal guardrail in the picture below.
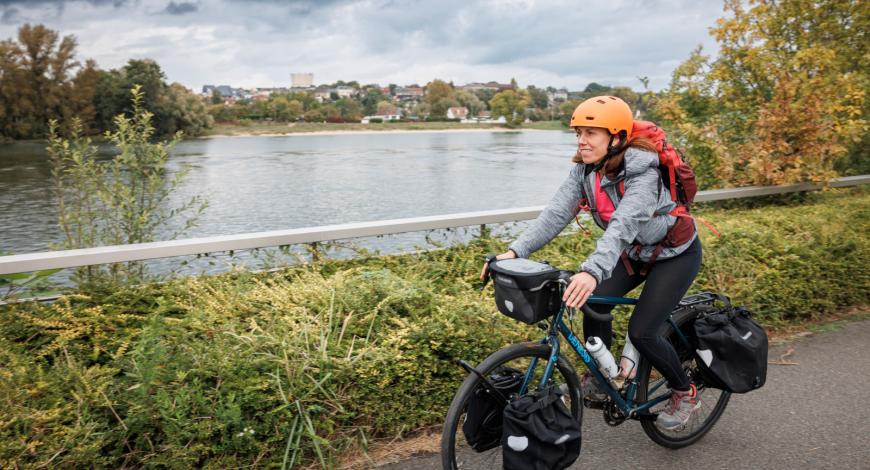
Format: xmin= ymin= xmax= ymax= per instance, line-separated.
xmin=1 ymin=174 xmax=868 ymax=276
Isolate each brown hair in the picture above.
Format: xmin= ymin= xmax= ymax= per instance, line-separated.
xmin=572 ymin=135 xmax=658 ymax=180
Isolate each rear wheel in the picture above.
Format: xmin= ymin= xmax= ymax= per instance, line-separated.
xmin=441 ymin=342 xmax=582 ymax=469
xmin=637 ymin=307 xmax=731 ymax=448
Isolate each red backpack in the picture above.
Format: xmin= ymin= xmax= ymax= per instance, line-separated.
xmin=628 ymin=120 xmax=698 ymax=208
xmin=577 ymin=121 xmax=715 ymax=275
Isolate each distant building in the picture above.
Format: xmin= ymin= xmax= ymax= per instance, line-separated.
xmin=313 ymin=86 xmax=332 ymax=102
xmin=459 ymin=81 xmax=512 ymax=92
xmin=215 ymin=85 xmax=234 ymax=97
xmin=547 ymin=88 xmax=569 ymax=105
xmin=395 ymin=86 xmax=424 ymax=101
xmin=335 ymin=86 xmax=357 ymax=98
xmin=202 ymin=84 xmax=239 ymax=99
xmin=361 ymin=114 xmax=402 ymax=123
xmin=446 ymin=107 xmax=469 ymax=120
xmin=252 ymin=89 xmax=272 ymax=101
xmin=467 ymin=110 xmax=506 ymax=124
xmin=291 ymin=73 xmax=314 ymax=88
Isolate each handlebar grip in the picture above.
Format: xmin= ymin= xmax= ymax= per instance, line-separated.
xmin=581 ymin=304 xmax=613 ymax=322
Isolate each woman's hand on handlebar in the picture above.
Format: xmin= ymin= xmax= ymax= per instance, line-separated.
xmin=479 ymin=250 xmax=517 ymax=281
xmin=563 ymin=272 xmax=598 ymax=308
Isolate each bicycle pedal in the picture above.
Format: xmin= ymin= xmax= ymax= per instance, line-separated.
xmin=583 ymin=397 xmax=606 ymax=410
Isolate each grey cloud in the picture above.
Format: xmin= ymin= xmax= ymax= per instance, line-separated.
xmin=0 ymin=0 xmax=128 ymax=5
xmin=0 ymin=0 xmax=724 ymax=91
xmin=0 ymin=6 xmax=18 ymax=23
xmin=225 ymin=0 xmax=353 ymax=16
xmin=164 ymin=1 xmax=197 ymax=15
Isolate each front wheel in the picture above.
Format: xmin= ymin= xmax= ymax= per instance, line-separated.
xmin=637 ymin=307 xmax=731 ymax=448
xmin=441 ymin=342 xmax=582 ymax=470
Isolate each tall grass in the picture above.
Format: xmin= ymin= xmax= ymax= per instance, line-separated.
xmin=1 ymin=188 xmax=867 ymax=468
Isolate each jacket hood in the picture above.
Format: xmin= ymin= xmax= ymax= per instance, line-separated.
xmin=623 ymin=147 xmax=659 ymax=175
xmin=593 ymin=147 xmax=658 ymax=186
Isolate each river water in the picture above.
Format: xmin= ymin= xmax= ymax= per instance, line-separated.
xmin=1 ymin=130 xmax=577 ymax=283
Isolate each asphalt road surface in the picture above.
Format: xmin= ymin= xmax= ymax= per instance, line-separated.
xmin=380 ymin=318 xmax=870 ymax=470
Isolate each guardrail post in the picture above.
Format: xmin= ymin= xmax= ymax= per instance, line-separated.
xmin=308 ymin=242 xmax=320 ymax=262
xmin=479 ymin=224 xmax=490 ymax=239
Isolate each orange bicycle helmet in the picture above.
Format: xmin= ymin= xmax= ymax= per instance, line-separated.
xmin=570 ymin=96 xmax=633 ymax=139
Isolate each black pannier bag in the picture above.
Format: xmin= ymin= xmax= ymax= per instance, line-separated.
xmin=694 ymin=306 xmax=768 ymax=393
xmin=501 ymin=386 xmax=581 ymax=470
xmin=489 ymin=258 xmax=562 ymax=324
xmin=462 ymin=367 xmax=524 ymax=452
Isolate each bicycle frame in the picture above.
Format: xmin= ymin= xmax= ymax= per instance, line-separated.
xmin=519 ymin=294 xmax=690 ymax=419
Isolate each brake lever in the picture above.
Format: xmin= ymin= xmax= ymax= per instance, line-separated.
xmin=479 ymin=254 xmax=497 ymax=291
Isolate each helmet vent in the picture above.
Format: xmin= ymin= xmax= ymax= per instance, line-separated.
xmin=596 ymin=99 xmax=606 ymax=104
xmin=585 ymin=116 xmax=594 ymax=120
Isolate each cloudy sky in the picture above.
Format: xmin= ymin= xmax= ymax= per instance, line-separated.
xmin=0 ymin=0 xmax=726 ymax=91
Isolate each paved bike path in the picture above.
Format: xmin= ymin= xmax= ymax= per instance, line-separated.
xmin=381 ymin=318 xmax=870 ymax=469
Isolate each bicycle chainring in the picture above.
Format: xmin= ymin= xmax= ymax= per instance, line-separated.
xmin=603 ymin=399 xmax=627 ymax=426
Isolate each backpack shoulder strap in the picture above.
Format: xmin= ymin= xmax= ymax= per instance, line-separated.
xmin=616 ymin=167 xmax=662 ymax=200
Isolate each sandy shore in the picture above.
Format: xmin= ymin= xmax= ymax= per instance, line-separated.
xmin=202 ymin=127 xmax=558 ymax=139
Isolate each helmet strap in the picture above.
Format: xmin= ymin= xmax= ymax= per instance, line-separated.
xmin=592 ymin=131 xmax=628 ymax=173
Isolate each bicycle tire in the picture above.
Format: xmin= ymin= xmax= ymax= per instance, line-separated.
xmin=441 ymin=342 xmax=582 ymax=470
xmin=637 ymin=306 xmax=731 ymax=448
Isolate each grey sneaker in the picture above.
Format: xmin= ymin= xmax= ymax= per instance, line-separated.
xmin=656 ymin=384 xmax=701 ymax=430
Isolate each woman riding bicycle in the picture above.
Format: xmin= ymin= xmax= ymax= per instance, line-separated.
xmin=482 ymin=95 xmax=702 ymax=430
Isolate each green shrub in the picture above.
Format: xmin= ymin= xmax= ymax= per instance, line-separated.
xmin=1 ymin=188 xmax=867 ymax=467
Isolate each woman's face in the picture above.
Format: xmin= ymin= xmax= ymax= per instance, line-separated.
xmin=574 ymin=126 xmax=611 ymax=165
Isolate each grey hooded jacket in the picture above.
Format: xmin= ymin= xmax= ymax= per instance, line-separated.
xmin=508 ymin=147 xmax=697 ymax=283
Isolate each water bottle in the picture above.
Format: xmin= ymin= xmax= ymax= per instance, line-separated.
xmin=619 ymin=333 xmax=639 ymax=379
xmin=585 ymin=336 xmax=618 ymax=379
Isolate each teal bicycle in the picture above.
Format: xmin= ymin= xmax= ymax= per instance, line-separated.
xmin=441 ymin=263 xmax=731 ymax=469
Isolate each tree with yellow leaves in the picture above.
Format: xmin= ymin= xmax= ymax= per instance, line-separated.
xmin=654 ymin=0 xmax=868 ymax=187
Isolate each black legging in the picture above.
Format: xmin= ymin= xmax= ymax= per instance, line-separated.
xmin=583 ymin=237 xmax=702 ymax=391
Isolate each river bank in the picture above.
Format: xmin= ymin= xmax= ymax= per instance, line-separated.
xmin=204 ymin=120 xmax=566 ymax=138
xmin=0 ymin=121 xmax=567 ymax=144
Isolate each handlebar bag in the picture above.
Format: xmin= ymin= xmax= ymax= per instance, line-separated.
xmin=489 ymin=258 xmax=562 ymax=324
xmin=694 ymin=306 xmax=768 ymax=393
xmin=462 ymin=366 xmax=524 ymax=452
xmin=501 ymin=385 xmax=581 ymax=470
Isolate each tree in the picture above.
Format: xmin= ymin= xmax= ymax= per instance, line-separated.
xmin=48 ymin=85 xmax=207 ymax=288
xmin=583 ymin=82 xmax=610 ymax=95
xmin=335 ymin=98 xmax=362 ymax=122
xmin=526 ymin=85 xmax=549 ymax=110
xmin=654 ymin=0 xmax=867 ymax=186
xmin=490 ymin=89 xmax=530 ymax=127
xmin=423 ymin=80 xmax=457 ymax=119
xmin=211 ymin=89 xmax=223 ymax=104
xmin=455 ymin=90 xmax=483 ymax=117
xmin=474 ymin=88 xmax=497 ymax=110
xmin=376 ymin=100 xmax=397 ymax=115
xmin=360 ymin=88 xmax=388 ymax=115
xmin=94 ymin=59 xmax=212 ymax=137
xmin=0 ymin=24 xmax=95 ymax=139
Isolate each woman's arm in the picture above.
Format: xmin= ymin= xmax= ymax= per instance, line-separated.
xmin=508 ymin=164 xmax=583 ymax=258
xmin=580 ymin=167 xmax=659 ymax=283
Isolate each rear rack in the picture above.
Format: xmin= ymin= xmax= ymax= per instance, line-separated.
xmin=677 ymin=291 xmax=727 ymax=308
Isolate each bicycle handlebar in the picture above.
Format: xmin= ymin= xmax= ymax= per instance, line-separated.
xmin=557 ymin=271 xmax=614 ymax=322
xmin=580 ymin=304 xmax=614 ymax=322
